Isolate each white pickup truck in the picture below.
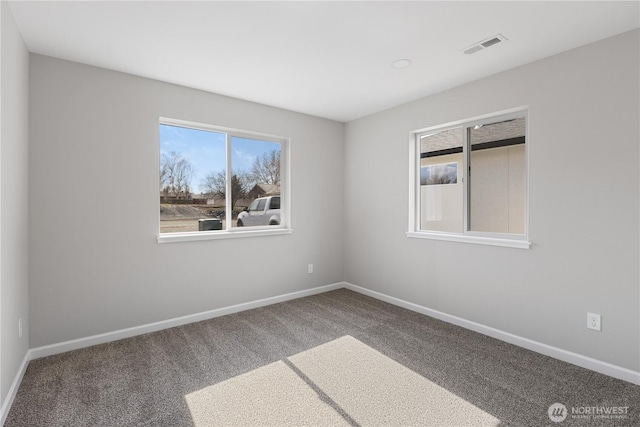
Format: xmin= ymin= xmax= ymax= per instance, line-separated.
xmin=237 ymin=196 xmax=281 ymax=227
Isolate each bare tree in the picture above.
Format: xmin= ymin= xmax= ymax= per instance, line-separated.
xmin=201 ymin=170 xmax=251 ymax=209
xmin=250 ymin=149 xmax=280 ymax=185
xmin=200 ymin=170 xmax=224 ymax=197
xmin=160 ymin=151 xmax=194 ymax=198
xmin=160 ymin=165 xmax=168 ymax=192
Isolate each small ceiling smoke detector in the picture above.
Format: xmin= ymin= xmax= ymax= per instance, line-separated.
xmin=463 ymin=34 xmax=508 ymax=55
xmin=391 ymin=59 xmax=412 ymax=69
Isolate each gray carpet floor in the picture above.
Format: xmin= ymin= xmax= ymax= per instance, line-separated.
xmin=6 ymin=289 xmax=640 ymax=426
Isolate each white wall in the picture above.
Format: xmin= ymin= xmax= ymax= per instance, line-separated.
xmin=28 ymin=55 xmax=344 ymax=347
xmin=0 ymin=0 xmax=29 ymax=407
xmin=420 ymin=153 xmax=463 ymax=233
xmin=18 ymin=17 xmax=640 ymax=386
xmin=469 ymin=144 xmax=525 ymax=233
xmin=344 ymin=30 xmax=639 ymax=371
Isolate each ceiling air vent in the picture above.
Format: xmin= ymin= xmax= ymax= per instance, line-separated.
xmin=463 ymin=34 xmax=507 ymax=55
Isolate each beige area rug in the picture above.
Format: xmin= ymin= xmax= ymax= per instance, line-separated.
xmin=185 ymin=335 xmax=499 ymax=426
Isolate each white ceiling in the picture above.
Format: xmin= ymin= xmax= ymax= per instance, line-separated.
xmin=8 ymin=1 xmax=640 ymax=122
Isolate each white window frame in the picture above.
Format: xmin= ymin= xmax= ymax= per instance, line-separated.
xmin=407 ymin=107 xmax=531 ymax=249
xmin=157 ymin=117 xmax=292 ymax=244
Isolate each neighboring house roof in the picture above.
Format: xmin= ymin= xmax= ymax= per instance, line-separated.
xmin=420 ymin=117 xmax=525 ymax=154
xmin=249 ymin=183 xmax=280 ymax=196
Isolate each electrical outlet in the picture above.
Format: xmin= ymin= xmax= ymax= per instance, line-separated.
xmin=308 ymin=264 xmax=313 ymax=274
xmin=18 ymin=318 xmax=23 ymax=338
xmin=587 ymin=312 xmax=601 ymax=331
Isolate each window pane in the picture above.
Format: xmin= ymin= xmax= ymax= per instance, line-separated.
xmin=419 ymin=127 xmax=463 ymax=233
xmin=270 ymin=196 xmax=280 ymax=210
xmin=160 ymin=124 xmax=226 ymax=233
xmin=469 ymin=117 xmax=526 ymax=234
xmin=248 ymin=199 xmax=259 ymax=211
xmin=231 ymin=136 xmax=282 ymax=228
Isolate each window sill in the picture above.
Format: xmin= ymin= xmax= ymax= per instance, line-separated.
xmin=406 ymin=231 xmax=531 ymax=249
xmin=158 ymin=228 xmax=293 ymax=244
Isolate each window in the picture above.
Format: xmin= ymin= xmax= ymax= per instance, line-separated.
xmin=158 ymin=118 xmax=290 ymax=243
xmin=270 ymin=196 xmax=280 ymax=210
xmin=408 ymin=109 xmax=530 ymax=249
xmin=247 ymin=199 xmax=260 ymax=212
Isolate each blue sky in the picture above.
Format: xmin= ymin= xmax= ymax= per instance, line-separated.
xmin=160 ymin=124 xmax=280 ymax=193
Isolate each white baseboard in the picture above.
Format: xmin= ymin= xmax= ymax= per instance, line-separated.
xmin=30 ymin=282 xmax=345 ymax=360
xmin=4 ymin=280 xmax=638 ymax=425
xmin=345 ymin=282 xmax=640 ymax=386
xmin=0 ymin=351 xmax=30 ymax=426
xmin=2 ymin=282 xmax=344 ymax=425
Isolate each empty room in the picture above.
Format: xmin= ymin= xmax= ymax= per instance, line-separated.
xmin=1 ymin=1 xmax=639 ymax=426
